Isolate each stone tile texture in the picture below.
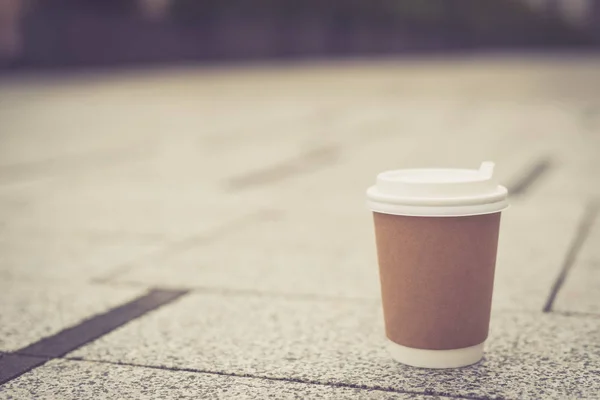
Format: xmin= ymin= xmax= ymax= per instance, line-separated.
xmin=555 ymin=212 xmax=600 ymax=314
xmin=70 ymin=293 xmax=600 ymax=399
xmin=110 ymin=198 xmax=587 ymax=313
xmin=0 ymin=359 xmax=451 ymax=400
xmin=0 ymin=234 xmax=158 ymax=282
xmin=0 ymin=281 xmax=142 ymax=351
xmin=2 ymin=57 xmax=600 ymax=399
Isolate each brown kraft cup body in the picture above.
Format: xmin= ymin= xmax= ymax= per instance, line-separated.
xmin=373 ymin=212 xmax=501 ymax=350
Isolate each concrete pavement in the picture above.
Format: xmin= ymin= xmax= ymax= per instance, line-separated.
xmin=0 ymin=56 xmax=599 ymax=399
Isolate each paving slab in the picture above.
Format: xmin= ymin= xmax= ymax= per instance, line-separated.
xmin=492 ymin=199 xmax=587 ymax=311
xmin=0 ymin=280 xmax=142 ymax=352
xmin=0 ymin=177 xmax=274 ymax=282
xmin=2 ymin=57 xmax=600 ymax=400
xmin=555 ymin=211 xmax=600 ymax=314
xmin=2 ymin=180 xmax=265 ymax=242
xmin=528 ymin=133 xmax=600 ymax=201
xmin=0 ymin=75 xmax=336 ymax=180
xmin=0 ymin=359 xmax=453 ymax=400
xmin=0 ymin=69 xmax=388 ymax=194
xmin=0 ymin=85 xmax=328 ymax=241
xmin=229 ymin=99 xmax=564 ymax=199
xmin=0 ymin=234 xmax=159 ymax=281
xmin=106 ymin=108 xmax=577 ymax=308
xmin=0 ymin=193 xmax=29 ymax=227
xmin=111 ymin=208 xmax=380 ymax=298
xmin=70 ymin=292 xmax=600 ymax=399
xmin=111 ymin=196 xmax=586 ymax=312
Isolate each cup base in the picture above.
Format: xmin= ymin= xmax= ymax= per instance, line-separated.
xmin=386 ymin=340 xmax=484 ymax=369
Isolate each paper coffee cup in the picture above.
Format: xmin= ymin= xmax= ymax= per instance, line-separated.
xmin=367 ymin=162 xmax=508 ymax=369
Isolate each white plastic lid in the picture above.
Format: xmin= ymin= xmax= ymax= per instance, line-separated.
xmin=366 ymin=162 xmax=509 ymax=217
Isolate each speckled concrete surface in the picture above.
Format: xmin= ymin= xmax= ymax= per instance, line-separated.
xmin=109 ymin=209 xmax=381 ymax=298
xmin=4 ymin=179 xmax=267 ymax=243
xmin=0 ymin=281 xmax=142 ymax=351
xmin=103 ymin=107 xmax=585 ymax=310
xmin=0 ymin=359 xmax=453 ymax=400
xmin=0 ymin=179 xmax=268 ymax=282
xmin=492 ymin=199 xmax=588 ymax=311
xmin=527 ymin=128 xmax=600 ymax=201
xmin=110 ymin=198 xmax=587 ymax=312
xmin=555 ymin=215 xmax=600 ymax=314
xmin=2 ymin=57 xmax=600 ymax=399
xmin=69 ymin=292 xmax=600 ymax=399
xmin=0 ymin=235 xmax=159 ymax=282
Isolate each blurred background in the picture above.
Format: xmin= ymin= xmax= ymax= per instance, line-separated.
xmin=1 ymin=0 xmax=600 ymax=68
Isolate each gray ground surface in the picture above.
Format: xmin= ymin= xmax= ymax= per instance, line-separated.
xmin=0 ymin=56 xmax=599 ymax=399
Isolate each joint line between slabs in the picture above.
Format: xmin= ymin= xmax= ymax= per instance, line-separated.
xmin=508 ymin=157 xmax=553 ymax=197
xmin=0 ymin=288 xmax=188 ymax=386
xmin=543 ymin=200 xmax=599 ymax=313
xmin=56 ymin=356 xmax=489 ymax=400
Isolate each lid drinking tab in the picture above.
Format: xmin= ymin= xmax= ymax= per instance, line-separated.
xmin=479 ymin=162 xmax=495 ymax=179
